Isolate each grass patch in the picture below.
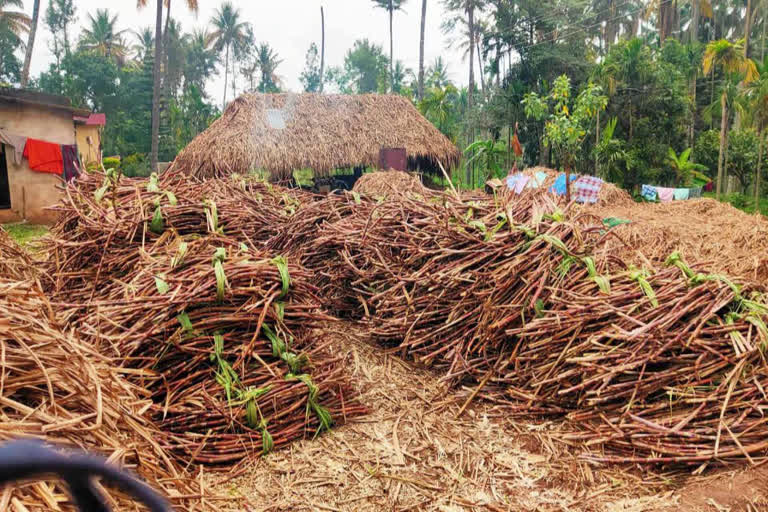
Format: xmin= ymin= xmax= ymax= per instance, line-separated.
xmin=2 ymin=223 xmax=49 ymax=248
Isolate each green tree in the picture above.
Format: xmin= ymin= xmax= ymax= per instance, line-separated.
xmin=300 ymin=42 xmax=322 ymax=92
xmin=0 ymin=0 xmax=30 ymax=83
xmin=426 ymin=57 xmax=451 ymax=88
xmin=702 ymin=38 xmax=758 ymax=199
xmin=372 ymin=0 xmax=407 ymax=92
xmin=131 ymin=27 xmax=155 ymax=62
xmin=523 ymin=74 xmax=608 ymax=201
xmin=666 ymin=147 xmax=708 ymax=185
xmin=184 ymin=28 xmax=218 ymax=94
xmin=256 ymin=42 xmax=282 ymax=93
xmin=344 ymin=39 xmax=388 ymax=93
xmin=79 ymin=9 xmax=127 ymax=63
xmin=44 ymin=0 xmax=75 ymax=62
xmin=419 ymin=84 xmax=459 ymax=137
xmin=208 ymin=2 xmax=249 ymax=108
xmin=746 ymin=56 xmax=768 ymax=205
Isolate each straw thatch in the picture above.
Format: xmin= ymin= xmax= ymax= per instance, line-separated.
xmin=166 ymin=93 xmax=461 ymax=181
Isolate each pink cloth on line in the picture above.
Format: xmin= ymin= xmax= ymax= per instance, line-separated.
xmin=657 ymin=187 xmax=674 ymax=203
xmin=514 ymin=175 xmax=530 ymax=194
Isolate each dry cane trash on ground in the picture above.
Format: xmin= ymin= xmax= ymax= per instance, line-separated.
xmin=6 ymin=166 xmax=768 ymax=510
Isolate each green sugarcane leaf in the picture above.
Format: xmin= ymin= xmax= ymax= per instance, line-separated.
xmin=271 ymin=256 xmax=291 ymax=299
xmin=149 ymin=205 xmax=164 ymax=234
xmin=165 ymin=190 xmax=178 ymax=206
xmin=154 ymin=276 xmax=169 ymax=295
xmin=352 ymin=191 xmax=361 ymax=204
xmin=171 ymin=242 xmax=188 ymax=268
xmin=261 ymin=425 xmax=274 ymax=454
xmin=146 ymin=173 xmax=160 ymax=193
xmin=177 ymin=311 xmax=194 ymax=332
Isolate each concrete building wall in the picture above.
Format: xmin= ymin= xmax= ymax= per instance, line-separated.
xmin=76 ymin=124 xmax=101 ymax=164
xmin=0 ymin=102 xmax=75 ymax=225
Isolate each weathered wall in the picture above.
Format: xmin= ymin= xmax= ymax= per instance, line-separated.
xmin=0 ymin=102 xmax=75 ymax=225
xmin=76 ymin=125 xmax=101 ymax=164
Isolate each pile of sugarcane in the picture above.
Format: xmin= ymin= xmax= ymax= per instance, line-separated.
xmin=46 ymin=172 xmax=364 ymax=464
xmin=46 ymin=169 xmax=311 ymax=301
xmin=294 ymin=189 xmax=768 ymax=465
xmin=0 ymin=273 xmax=201 ymax=509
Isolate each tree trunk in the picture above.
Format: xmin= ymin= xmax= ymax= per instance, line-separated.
xmin=465 ymin=2 xmax=475 ymax=185
xmin=319 ymin=7 xmax=326 ymax=93
xmin=418 ymin=0 xmax=427 ymax=100
xmin=222 ymin=44 xmax=230 ymax=110
xmin=477 ymin=37 xmax=486 ymax=99
xmin=595 ymin=110 xmax=600 ymax=176
xmin=689 ymin=71 xmax=697 ymax=150
xmin=162 ymin=0 xmax=172 ymax=99
xmin=762 ymin=1 xmax=767 ymax=62
xmin=389 ymin=0 xmax=394 ymax=92
xmin=20 ymin=0 xmax=41 ymax=87
xmin=690 ymin=0 xmax=699 ymax=43
xmin=716 ymin=89 xmax=727 ymax=199
xmin=756 ymin=130 xmax=764 ymax=208
xmin=150 ymin=0 xmax=163 ymax=173
xmin=746 ymin=0 xmax=753 ymax=57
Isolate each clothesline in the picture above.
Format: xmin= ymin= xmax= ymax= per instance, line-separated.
xmin=506 ymin=171 xmax=605 ymax=204
xmin=641 ymin=184 xmax=702 ymax=203
xmin=0 ymin=129 xmax=79 ymax=182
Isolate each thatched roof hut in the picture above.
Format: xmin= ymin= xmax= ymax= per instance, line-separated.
xmin=166 ymin=93 xmax=460 ymax=181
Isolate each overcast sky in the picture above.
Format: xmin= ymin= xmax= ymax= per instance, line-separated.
xmin=29 ymin=0 xmax=470 ymax=98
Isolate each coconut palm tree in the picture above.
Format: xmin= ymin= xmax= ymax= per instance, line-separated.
xmin=208 ymin=1 xmax=249 ymax=109
xmin=747 ymin=57 xmax=768 ymax=205
xmin=132 ymin=27 xmax=155 ymax=61
xmin=702 ymin=38 xmax=758 ymax=199
xmin=184 ymin=28 xmax=218 ymax=93
xmin=0 ymin=0 xmax=30 ymax=78
xmin=426 ymin=57 xmax=451 ymax=88
xmin=256 ymin=43 xmax=283 ymax=93
xmin=0 ymin=0 xmax=29 ymax=42
xmin=20 ymin=0 xmax=39 ymax=87
xmin=372 ymin=0 xmax=408 ymax=92
xmin=80 ymin=9 xmax=127 ymax=62
xmin=136 ymin=0 xmax=198 ymax=173
xmin=418 ymin=0 xmax=427 ymax=100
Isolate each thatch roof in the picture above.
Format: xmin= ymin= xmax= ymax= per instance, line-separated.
xmin=166 ymin=93 xmax=461 ymax=180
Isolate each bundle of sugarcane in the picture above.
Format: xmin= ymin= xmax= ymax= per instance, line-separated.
xmin=302 ymin=190 xmax=610 ymax=382
xmin=72 ymin=236 xmax=365 ymax=464
xmin=46 ymin=170 xmax=309 ymax=302
xmin=503 ymin=253 xmax=768 ymax=464
xmin=0 ymin=277 xmax=200 ymax=510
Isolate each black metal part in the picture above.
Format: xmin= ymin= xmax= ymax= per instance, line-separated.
xmin=0 ymin=440 xmax=171 ymax=512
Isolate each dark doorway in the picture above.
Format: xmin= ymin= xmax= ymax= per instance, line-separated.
xmin=0 ymin=145 xmax=10 ymax=209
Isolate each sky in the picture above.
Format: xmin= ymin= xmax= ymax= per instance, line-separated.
xmin=28 ymin=0 xmax=471 ymax=99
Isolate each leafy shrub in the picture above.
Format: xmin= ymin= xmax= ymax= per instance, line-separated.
xmin=121 ymin=154 xmax=152 ymax=178
xmin=102 ymin=157 xmax=121 ymax=170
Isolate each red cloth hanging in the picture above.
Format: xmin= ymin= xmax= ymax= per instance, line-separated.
xmin=23 ymin=138 xmax=63 ymax=175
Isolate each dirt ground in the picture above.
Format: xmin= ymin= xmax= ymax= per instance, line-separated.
xmin=205 ymin=324 xmax=768 ymax=512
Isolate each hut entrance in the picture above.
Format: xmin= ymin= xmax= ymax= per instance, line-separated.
xmin=0 ymin=145 xmax=10 ymax=209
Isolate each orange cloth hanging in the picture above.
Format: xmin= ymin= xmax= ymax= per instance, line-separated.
xmin=23 ymin=138 xmax=63 ymax=175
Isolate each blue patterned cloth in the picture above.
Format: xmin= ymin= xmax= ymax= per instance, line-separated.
xmin=641 ymin=184 xmax=657 ymax=201
xmin=549 ymin=173 xmax=568 ymax=196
